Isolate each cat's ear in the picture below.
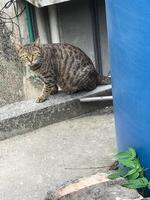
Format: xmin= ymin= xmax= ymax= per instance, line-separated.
xmin=33 ymin=37 xmax=40 ymax=47
xmin=15 ymin=43 xmax=23 ymax=52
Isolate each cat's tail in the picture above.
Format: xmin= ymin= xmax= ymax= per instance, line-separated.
xmin=97 ymin=74 xmax=111 ymax=85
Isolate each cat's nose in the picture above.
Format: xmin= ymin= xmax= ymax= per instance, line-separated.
xmin=28 ymin=60 xmax=32 ymax=65
xmin=28 ymin=56 xmax=33 ymax=63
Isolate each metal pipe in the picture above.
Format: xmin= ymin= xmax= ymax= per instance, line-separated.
xmin=25 ymin=1 xmax=34 ymax=42
xmin=80 ymin=96 xmax=113 ymax=102
xmin=48 ymin=5 xmax=60 ymax=43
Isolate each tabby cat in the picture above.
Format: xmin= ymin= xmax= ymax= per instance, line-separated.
xmin=16 ymin=38 xmax=110 ymax=103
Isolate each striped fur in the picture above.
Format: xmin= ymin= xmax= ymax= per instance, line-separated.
xmin=16 ymin=38 xmax=109 ymax=103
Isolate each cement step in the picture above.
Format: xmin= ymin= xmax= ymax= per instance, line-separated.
xmin=0 ymin=85 xmax=112 ymax=140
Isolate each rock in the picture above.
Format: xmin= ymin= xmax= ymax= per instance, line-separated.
xmin=45 ymin=173 xmax=142 ymax=200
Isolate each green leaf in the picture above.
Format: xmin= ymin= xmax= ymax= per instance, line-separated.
xmin=116 ymin=151 xmax=132 ymax=160
xmin=133 ymin=159 xmax=143 ymax=171
xmin=112 ymin=148 xmax=149 ymax=189
xmin=108 ymin=169 xmax=126 ymax=180
xmin=123 ymin=177 xmax=148 ymax=189
xmin=127 ymin=172 xmax=140 ymax=180
xmin=128 ymin=148 xmax=136 ymax=159
xmin=118 ymin=159 xmax=135 ymax=168
xmin=116 ymin=148 xmax=136 ymax=161
xmin=124 ymin=168 xmax=137 ymax=177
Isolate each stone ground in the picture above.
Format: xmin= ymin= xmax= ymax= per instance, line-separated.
xmin=0 ymin=107 xmax=116 ymax=200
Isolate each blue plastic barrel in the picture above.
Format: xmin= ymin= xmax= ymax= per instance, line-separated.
xmin=105 ymin=1 xmax=150 ymax=178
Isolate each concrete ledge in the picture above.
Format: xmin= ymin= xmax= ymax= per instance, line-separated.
xmin=0 ymin=85 xmax=112 ymax=140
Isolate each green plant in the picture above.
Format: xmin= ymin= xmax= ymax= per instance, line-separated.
xmin=108 ymin=147 xmax=150 ymax=189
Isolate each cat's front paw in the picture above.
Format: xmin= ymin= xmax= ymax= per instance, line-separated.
xmin=36 ymin=96 xmax=47 ymax=103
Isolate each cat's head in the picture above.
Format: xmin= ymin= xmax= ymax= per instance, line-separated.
xmin=16 ymin=38 xmax=42 ymax=67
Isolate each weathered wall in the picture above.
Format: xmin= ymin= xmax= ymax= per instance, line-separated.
xmin=0 ymin=0 xmax=30 ymax=107
xmin=0 ymin=0 xmax=29 ymax=43
xmin=0 ymin=56 xmax=24 ymax=107
xmin=57 ymin=0 xmax=95 ymax=64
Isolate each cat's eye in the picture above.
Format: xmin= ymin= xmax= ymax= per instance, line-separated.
xmin=20 ymin=55 xmax=28 ymax=61
xmin=24 ymin=56 xmax=28 ymax=59
xmin=33 ymin=52 xmax=40 ymax=56
xmin=33 ymin=54 xmax=39 ymax=58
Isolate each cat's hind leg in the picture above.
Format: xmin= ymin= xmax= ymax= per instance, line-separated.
xmin=36 ymin=84 xmax=58 ymax=103
xmin=77 ymin=73 xmax=97 ymax=92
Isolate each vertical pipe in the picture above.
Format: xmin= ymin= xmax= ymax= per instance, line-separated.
xmin=90 ymin=0 xmax=103 ymax=75
xmin=24 ymin=1 xmax=34 ymax=42
xmin=48 ymin=5 xmax=60 ymax=43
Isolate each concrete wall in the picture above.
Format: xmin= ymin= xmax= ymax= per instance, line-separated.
xmin=0 ymin=1 xmax=30 ymax=107
xmin=57 ymin=0 xmax=95 ymax=64
xmin=0 ymin=0 xmax=29 ymax=43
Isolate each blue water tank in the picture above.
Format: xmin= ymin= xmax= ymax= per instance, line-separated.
xmin=105 ymin=1 xmax=150 ymax=178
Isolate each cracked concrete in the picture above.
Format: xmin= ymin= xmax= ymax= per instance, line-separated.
xmin=0 ymin=107 xmax=115 ymax=200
